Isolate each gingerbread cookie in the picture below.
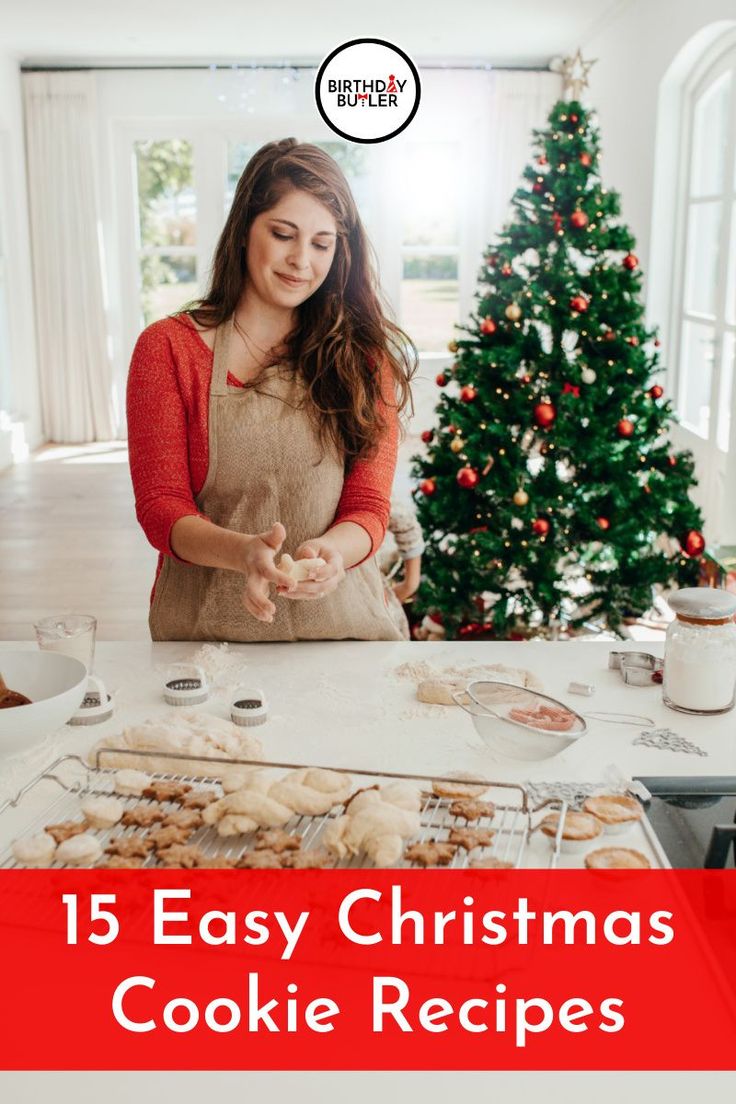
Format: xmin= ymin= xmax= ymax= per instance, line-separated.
xmin=237 ymin=849 xmax=283 ymax=869
xmin=161 ymin=809 xmax=203 ymax=831
xmin=196 ymin=856 xmax=236 ymax=869
xmin=404 ymin=841 xmax=457 ymax=867
xmin=449 ymin=799 xmax=496 ymax=823
xmin=106 ymin=835 xmax=154 ymax=859
xmin=46 ymin=820 xmax=88 ymax=844
xmin=281 ymin=848 xmax=332 ymax=869
xmin=448 ymin=827 xmax=495 ymax=851
xmin=254 ymin=829 xmax=302 ymax=854
xmin=469 ymin=856 xmax=514 ymax=869
xmin=121 ymin=806 xmax=166 ymax=829
xmin=142 ymin=781 xmax=192 ymax=803
xmin=148 ymin=824 xmax=192 ymax=851
xmin=180 ymin=790 xmax=219 ymax=810
xmin=157 ymin=844 xmax=204 ymax=868
xmin=100 ymin=856 xmax=145 ymax=869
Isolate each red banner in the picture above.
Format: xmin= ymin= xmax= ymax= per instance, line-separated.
xmin=0 ymin=870 xmax=734 ymax=1070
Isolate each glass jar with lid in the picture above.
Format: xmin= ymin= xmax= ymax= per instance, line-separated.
xmin=663 ymin=587 xmax=736 ymax=715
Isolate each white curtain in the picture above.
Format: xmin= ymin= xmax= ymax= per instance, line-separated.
xmin=485 ymin=69 xmax=563 ymax=238
xmin=23 ymin=71 xmax=115 ymax=442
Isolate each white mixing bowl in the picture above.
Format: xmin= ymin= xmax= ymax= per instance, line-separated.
xmin=0 ymin=650 xmax=88 ymax=756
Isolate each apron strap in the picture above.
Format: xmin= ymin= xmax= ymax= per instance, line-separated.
xmin=210 ymin=315 xmax=234 ymax=396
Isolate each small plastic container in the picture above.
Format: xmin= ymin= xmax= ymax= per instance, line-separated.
xmin=230 ymin=687 xmax=268 ymax=727
xmin=663 ymin=588 xmax=736 ymax=715
xmin=163 ymin=663 xmax=208 ymax=707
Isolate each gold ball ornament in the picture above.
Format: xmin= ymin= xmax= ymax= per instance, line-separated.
xmin=448 ymin=339 xmax=459 ymax=354
xmin=450 ymin=437 xmax=465 ymax=453
xmin=513 ymin=489 xmax=529 ymax=507
xmin=505 ymin=302 xmax=522 ymax=322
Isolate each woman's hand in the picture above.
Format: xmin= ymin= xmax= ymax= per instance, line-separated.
xmin=240 ymin=522 xmax=296 ymax=622
xmin=278 ymin=535 xmax=346 ymax=601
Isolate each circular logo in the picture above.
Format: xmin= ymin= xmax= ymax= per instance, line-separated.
xmin=315 ymin=38 xmax=421 ymax=144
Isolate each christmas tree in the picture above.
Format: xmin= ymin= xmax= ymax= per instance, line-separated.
xmin=412 ymin=86 xmax=705 ymax=639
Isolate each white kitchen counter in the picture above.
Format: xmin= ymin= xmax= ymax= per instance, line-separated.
xmin=1 ymin=639 xmax=734 ymax=839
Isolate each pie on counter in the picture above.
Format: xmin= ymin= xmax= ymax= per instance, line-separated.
xmin=585 ymin=848 xmax=651 ymax=869
xmin=583 ymin=794 xmax=642 ymax=826
xmin=541 ymin=811 xmax=602 ymax=841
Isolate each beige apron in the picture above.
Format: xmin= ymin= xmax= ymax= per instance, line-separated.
xmin=149 ymin=316 xmax=403 ymax=642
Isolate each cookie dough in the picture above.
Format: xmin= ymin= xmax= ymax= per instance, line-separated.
xmin=56 ymin=834 xmax=103 ymax=866
xmin=113 ymin=769 xmax=151 ymax=797
xmin=81 ymin=796 xmax=124 ymax=829
xmin=278 ymin=553 xmax=326 ymax=582
xmin=417 ymin=664 xmax=544 ymax=706
xmin=12 ymin=832 xmax=57 ymax=867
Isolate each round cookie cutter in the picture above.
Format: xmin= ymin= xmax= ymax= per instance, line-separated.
xmin=68 ymin=675 xmax=114 ymax=725
xmin=230 ymin=687 xmax=268 ymax=727
xmin=163 ymin=663 xmax=209 ymax=706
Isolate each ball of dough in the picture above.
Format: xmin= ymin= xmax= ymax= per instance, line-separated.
xmin=278 ymin=553 xmax=326 ymax=582
xmin=56 ymin=834 xmax=103 ymax=866
xmin=12 ymin=832 xmax=57 ymax=867
xmin=114 ymin=769 xmax=151 ymax=797
xmin=81 ymin=796 xmax=124 ymax=829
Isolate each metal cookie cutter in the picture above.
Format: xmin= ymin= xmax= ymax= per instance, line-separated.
xmin=163 ymin=663 xmax=209 ymax=706
xmin=68 ymin=675 xmax=114 ymax=725
xmin=613 ymin=651 xmax=664 ymax=687
xmin=230 ymin=687 xmax=269 ymax=727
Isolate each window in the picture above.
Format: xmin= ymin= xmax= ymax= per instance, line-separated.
xmin=134 ymin=139 xmax=198 ymax=325
xmin=675 ymin=61 xmax=736 ymax=445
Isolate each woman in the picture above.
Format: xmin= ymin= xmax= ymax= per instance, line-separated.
xmin=127 ymin=138 xmax=416 ymax=642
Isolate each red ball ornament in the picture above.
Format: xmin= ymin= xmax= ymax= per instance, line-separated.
xmin=480 ymin=316 xmax=497 ymax=335
xmin=460 ymin=385 xmax=478 ymax=403
xmin=570 ymin=113 xmax=579 ymax=123
xmin=648 ymin=385 xmax=664 ymax=400
xmin=623 ymin=253 xmax=639 ymax=271
xmin=532 ymin=180 xmax=544 ymax=194
xmin=532 ymin=517 xmax=550 ymax=536
xmin=552 ymin=212 xmax=563 ymax=234
xmin=435 ymin=373 xmax=447 ymax=386
xmin=570 ymin=295 xmax=589 ymax=313
xmin=596 ymin=517 xmax=610 ymax=531
xmin=617 ymin=418 xmax=635 ymax=438
xmin=684 ymin=529 xmax=706 ymax=557
xmin=667 ymin=455 xmax=677 ymax=467
xmin=570 ymin=209 xmax=589 ymax=229
xmin=459 ymin=622 xmax=483 ymax=637
xmin=627 ymin=335 xmax=640 ymax=346
xmin=457 ymin=466 xmax=480 ymax=489
xmin=537 ymin=155 xmax=548 ymax=166
xmin=533 ymin=401 xmax=557 ymax=428
xmin=447 ymin=424 xmax=457 ymax=434
xmin=421 ymin=429 xmax=433 ymax=443
xmin=500 ymin=263 xmax=513 ymax=277
xmin=484 ymin=252 xmax=498 ymax=267
xmin=579 ymin=152 xmax=592 ymax=167
xmin=419 ymin=478 xmax=436 ymax=496
xmin=654 ymin=338 xmax=661 ymax=347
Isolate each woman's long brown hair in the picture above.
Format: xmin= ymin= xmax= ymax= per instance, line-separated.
xmin=181 ymin=138 xmax=416 ymax=467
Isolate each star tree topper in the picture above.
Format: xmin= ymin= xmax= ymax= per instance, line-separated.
xmin=560 ymin=48 xmax=596 ymax=100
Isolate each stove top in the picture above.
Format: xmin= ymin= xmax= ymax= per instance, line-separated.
xmin=635 ymin=776 xmax=736 ymax=868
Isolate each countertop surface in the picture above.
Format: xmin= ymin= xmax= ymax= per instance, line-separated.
xmin=1 ymin=638 xmax=733 ymax=804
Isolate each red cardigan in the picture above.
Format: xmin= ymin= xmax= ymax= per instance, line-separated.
xmin=127 ymin=314 xmax=398 ymax=589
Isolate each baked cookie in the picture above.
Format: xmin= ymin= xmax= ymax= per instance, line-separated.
xmin=196 ymin=856 xmax=236 ymax=869
xmin=469 ymin=856 xmax=514 ymax=869
xmin=432 ymin=780 xmax=488 ymax=800
xmin=157 ymin=844 xmax=204 ymax=868
xmin=280 ymin=848 xmax=332 ymax=869
xmin=99 ymin=856 xmax=145 ymax=869
xmin=121 ymin=805 xmax=166 ymax=828
xmin=81 ymin=796 xmax=124 ymax=830
xmin=148 ymin=824 xmax=192 ymax=850
xmin=583 ymin=795 xmax=642 ymax=826
xmin=449 ymin=799 xmax=496 ymax=823
xmin=161 ymin=809 xmax=203 ymax=831
xmin=106 ymin=835 xmax=154 ymax=859
xmin=237 ymin=849 xmax=283 ymax=869
xmin=142 ymin=781 xmax=192 ymax=803
xmin=56 ymin=834 xmax=103 ymax=866
xmin=254 ymin=828 xmax=302 ymax=854
xmin=46 ymin=820 xmax=88 ymax=844
xmin=113 ymin=769 xmax=151 ymax=797
xmin=404 ymin=841 xmax=457 ymax=867
xmin=585 ymin=848 xmax=651 ymax=870
xmin=448 ymin=827 xmax=495 ymax=851
xmin=12 ymin=832 xmax=57 ymax=867
xmin=180 ymin=789 xmax=219 ymax=810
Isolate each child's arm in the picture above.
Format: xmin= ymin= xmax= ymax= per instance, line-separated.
xmin=392 ymin=553 xmax=422 ymax=603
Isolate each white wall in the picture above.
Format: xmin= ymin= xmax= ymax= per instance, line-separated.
xmin=0 ymin=52 xmax=43 ymax=460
